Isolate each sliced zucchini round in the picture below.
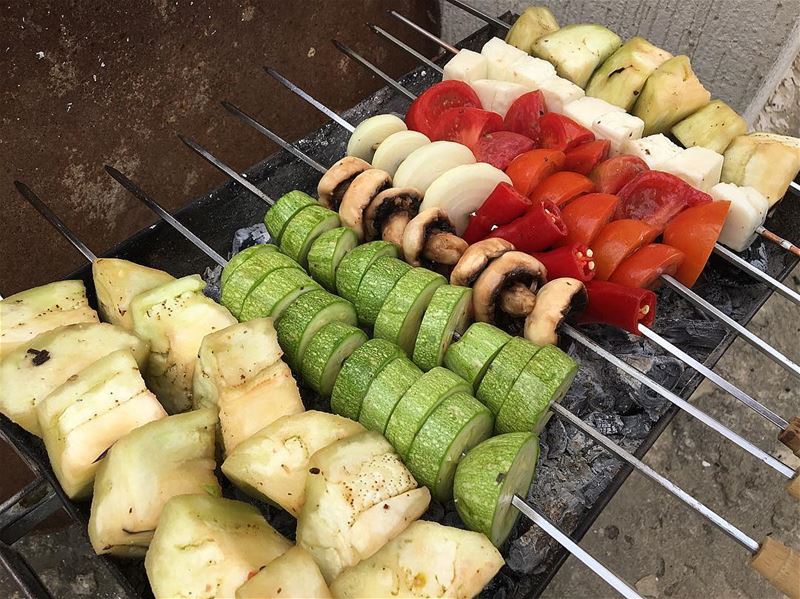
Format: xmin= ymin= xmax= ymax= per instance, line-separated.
xmin=300 ymin=322 xmax=368 ymax=396
xmin=384 ymin=367 xmax=470 ymax=458
xmin=373 ymin=268 xmax=446 ymax=356
xmin=279 ymin=205 xmax=341 ymax=267
xmin=413 ymin=285 xmax=473 ymax=372
xmin=495 ymin=346 xmax=577 ymax=434
xmin=443 ymin=323 xmax=511 ymax=392
xmin=406 ymin=392 xmax=493 ymax=502
xmin=453 ymin=432 xmax=539 ymax=547
xmin=355 ymin=257 xmax=411 ymax=327
xmin=330 ymin=338 xmax=405 ymax=420
xmin=307 ymin=227 xmax=359 ymax=292
xmin=220 ymin=245 xmax=274 ymax=287
xmin=239 ymin=268 xmax=319 ymax=322
xmin=264 ymin=190 xmax=316 ymax=244
xmin=358 ymin=356 xmax=422 ymax=435
xmin=275 ymin=290 xmax=357 ymax=370
xmin=335 ymin=241 xmax=398 ymax=304
xmin=477 ymin=337 xmax=542 ymax=415
xmin=220 ymin=251 xmax=303 ymax=317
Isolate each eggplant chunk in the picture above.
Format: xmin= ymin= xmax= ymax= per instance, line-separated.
xmin=236 ymin=546 xmax=332 ymax=599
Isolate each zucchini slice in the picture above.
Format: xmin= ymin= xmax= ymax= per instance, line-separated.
xmin=384 ymin=367 xmax=470 ymax=458
xmin=406 ymin=392 xmax=493 ymax=502
xmin=279 ymin=205 xmax=341 ymax=267
xmin=300 ymin=322 xmax=368 ymax=396
xmin=264 ymin=190 xmax=316 ymax=244
xmin=239 ymin=268 xmax=320 ymax=322
xmin=477 ymin=337 xmax=541 ymax=415
xmin=220 ymin=245 xmax=262 ymax=287
xmin=355 ymin=257 xmax=411 ymax=326
xmin=495 ymin=345 xmax=577 ymax=434
xmin=412 ymin=285 xmax=473 ymax=372
xmin=358 ymin=356 xmax=422 ymax=435
xmin=275 ymin=290 xmax=357 ymax=370
xmin=330 ymin=339 xmax=404 ymax=420
xmin=220 ymin=250 xmax=302 ymax=318
xmin=307 ymin=226 xmax=359 ymax=291
xmin=443 ymin=322 xmax=511 ymax=391
xmin=335 ymin=241 xmax=399 ymax=304
xmin=454 ymin=432 xmax=540 ymax=547
xmin=373 ymin=268 xmax=446 ymax=356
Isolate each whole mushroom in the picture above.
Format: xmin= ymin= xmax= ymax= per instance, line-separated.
xmin=524 ymin=278 xmax=588 ymax=346
xmin=402 ymin=208 xmax=469 ymax=274
xmin=338 ymin=168 xmax=392 ymax=240
xmin=363 ymin=187 xmax=423 ymax=251
xmin=317 ymin=156 xmax=371 ymax=210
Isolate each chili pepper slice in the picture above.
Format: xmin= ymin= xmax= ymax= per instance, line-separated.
xmin=505 ymin=149 xmax=566 ymax=196
xmin=533 ymin=243 xmax=596 ymax=282
xmin=615 ymin=170 xmax=713 ymax=230
xmin=528 ymin=171 xmax=596 ymax=207
xmin=557 ymin=193 xmax=620 ymax=247
xmin=589 ymin=155 xmax=649 ymax=194
xmin=663 ymin=200 xmax=731 ymax=287
xmin=592 ymin=219 xmax=661 ymax=280
xmin=564 ymin=139 xmax=610 ymax=175
xmin=609 ymin=243 xmax=686 ymax=289
xmin=578 ymin=280 xmax=657 ymax=334
xmin=462 ymin=182 xmax=532 ymax=244
xmin=504 ymin=90 xmax=547 ymax=140
xmin=487 ymin=200 xmax=567 ymax=253
xmin=536 ymin=112 xmax=595 ymax=151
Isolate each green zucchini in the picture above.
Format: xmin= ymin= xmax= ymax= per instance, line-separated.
xmin=355 ymin=257 xmax=411 ymax=326
xmin=330 ymin=339 xmax=404 ymax=420
xmin=220 ymin=250 xmax=302 ymax=318
xmin=477 ymin=337 xmax=541 ymax=415
xmin=413 ymin=285 xmax=473 ymax=372
xmin=279 ymin=205 xmax=341 ymax=267
xmin=444 ymin=323 xmax=511 ymax=392
xmin=358 ymin=356 xmax=422 ymax=435
xmin=384 ymin=367 xmax=470 ymax=458
xmin=373 ymin=268 xmax=446 ymax=356
xmin=264 ymin=190 xmax=316 ymax=244
xmin=307 ymin=227 xmax=359 ymax=292
xmin=453 ymin=432 xmax=540 ymax=547
xmin=275 ymin=290 xmax=357 ymax=370
xmin=300 ymin=322 xmax=368 ymax=396
xmin=406 ymin=392 xmax=493 ymax=502
xmin=335 ymin=241 xmax=398 ymax=304
xmin=220 ymin=245 xmax=272 ymax=287
xmin=239 ymin=268 xmax=319 ymax=322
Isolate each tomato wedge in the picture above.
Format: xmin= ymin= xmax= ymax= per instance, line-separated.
xmin=609 ymin=244 xmax=686 ymax=289
xmin=430 ymin=107 xmax=503 ymax=148
xmin=564 ymin=140 xmax=610 ymax=175
xmin=558 ymin=193 xmax=620 ymax=247
xmin=462 ymin=182 xmax=532 ymax=244
xmin=503 ymin=90 xmax=547 ymax=140
xmin=473 ymin=131 xmax=535 ymax=170
xmin=615 ymin=171 xmax=713 ymax=230
xmin=592 ymin=219 xmax=660 ymax=280
xmin=663 ymin=200 xmax=731 ymax=287
xmin=528 ymin=171 xmax=595 ymax=207
xmin=505 ymin=149 xmax=566 ymax=196
xmin=536 ymin=112 xmax=595 ymax=152
xmin=405 ymin=80 xmax=482 ymax=137
xmin=579 ymin=280 xmax=657 ymax=334
xmin=589 ymin=155 xmax=649 ymax=194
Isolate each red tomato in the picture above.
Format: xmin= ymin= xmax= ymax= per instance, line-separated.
xmin=564 ymin=140 xmax=610 ymax=175
xmin=589 ymin=155 xmax=649 ymax=194
xmin=473 ymin=131 xmax=535 ymax=170
xmin=609 ymin=244 xmax=686 ymax=289
xmin=429 ymin=107 xmax=503 ymax=148
xmin=558 ymin=193 xmax=620 ymax=247
xmin=503 ymin=90 xmax=547 ymax=140
xmin=536 ymin=112 xmax=595 ymax=152
xmin=528 ymin=171 xmax=595 ymax=207
xmin=615 ymin=171 xmax=713 ymax=230
xmin=592 ymin=219 xmax=661 ymax=280
xmin=405 ymin=80 xmax=482 ymax=137
xmin=505 ymin=149 xmax=566 ymax=196
xmin=663 ymin=201 xmax=731 ymax=287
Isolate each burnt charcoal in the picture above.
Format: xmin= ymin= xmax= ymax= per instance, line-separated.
xmin=661 ymin=319 xmax=727 ymax=351
xmin=231 ymin=223 xmax=270 ymax=254
xmin=633 ymin=386 xmax=670 ymax=419
xmin=621 ymin=413 xmax=652 ymax=439
xmin=586 ymin=411 xmax=623 ymax=436
xmin=542 ymin=419 xmax=568 ymax=458
xmin=202 ymin=264 xmax=222 ymax=301
xmin=423 ymin=499 xmax=445 ymax=523
xmin=582 ymin=456 xmax=620 ymax=504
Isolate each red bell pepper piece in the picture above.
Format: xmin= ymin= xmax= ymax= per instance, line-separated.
xmin=463 ymin=182 xmax=532 ymax=244
xmin=557 ymin=193 xmax=620 ymax=247
xmin=473 ymin=131 xmax=535 ymax=170
xmin=564 ymin=140 xmax=610 ymax=175
xmin=578 ymin=280 xmax=657 ymax=334
xmin=505 ymin=149 xmax=566 ymax=196
xmin=589 ymin=155 xmax=649 ymax=194
xmin=592 ymin=219 xmax=661 ymax=280
xmin=536 ymin=112 xmax=595 ymax=151
xmin=429 ymin=107 xmax=504 ymax=148
xmin=533 ymin=243 xmax=597 ymax=282
xmin=609 ymin=243 xmax=686 ymax=289
xmin=504 ymin=90 xmax=547 ymax=140
xmin=615 ymin=170 xmax=713 ymax=230
xmin=488 ymin=200 xmax=567 ymax=253
xmin=528 ymin=171 xmax=595 ymax=207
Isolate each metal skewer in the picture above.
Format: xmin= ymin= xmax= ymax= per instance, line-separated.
xmin=441 ymin=0 xmax=511 ymax=31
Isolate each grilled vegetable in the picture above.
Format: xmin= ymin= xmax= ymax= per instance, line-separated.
xmin=307 ymin=226 xmax=359 ymax=291
xmin=37 ymin=349 xmax=167 ymax=499
xmin=280 ymin=204 xmax=342 ymax=266
xmin=481 ymin=36 xmax=528 ymax=80
xmin=471 ymin=79 xmax=529 ymax=118
xmin=354 ymin=257 xmax=411 ymax=326
xmin=220 ymin=245 xmax=270 ymax=287
xmin=658 ymin=146 xmax=724 ymax=193
xmin=671 ymin=100 xmax=747 ymax=153
xmin=711 ymin=183 xmax=769 ymax=252
xmin=477 ymin=336 xmax=541 ymax=415
xmin=144 ymin=495 xmax=291 ymax=599
xmin=236 ymin=546 xmax=332 ymax=599
xmin=412 ymin=284 xmax=473 ymax=372
xmin=339 ymin=169 xmax=393 ymax=241
xmin=371 ymin=130 xmax=431 ymax=177
xmin=538 ymin=76 xmax=585 ymax=113
xmin=746 ymin=132 xmax=800 ymax=161
xmin=88 ymin=409 xmax=219 ymax=556
xmin=532 ymin=24 xmax=622 ymax=88
xmin=239 ymin=268 xmax=320 ymax=322
xmin=347 ymin=114 xmax=407 ymax=162
xmin=442 ymin=48 xmax=489 ymax=84
xmin=317 ymin=157 xmax=371 ymax=211
xmin=508 ymin=55 xmax=558 ymax=91
xmin=358 ymin=356 xmax=422 ymax=434
xmin=301 ymin=322 xmax=368 ymax=396
xmin=622 ymin=133 xmax=682 ymax=168
xmin=505 ymin=6 xmax=559 ymax=53
xmin=220 ymin=246 xmax=302 ymax=317
xmin=721 ymin=135 xmax=800 ymax=206
xmin=392 ymin=141 xmax=476 ymax=194
xmin=335 ymin=240 xmax=399 ymax=304
xmin=443 ymin=321 xmax=511 ymax=392
xmin=265 ymin=190 xmax=317 ymax=244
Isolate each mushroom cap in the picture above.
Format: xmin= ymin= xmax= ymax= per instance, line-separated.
xmin=339 ymin=169 xmax=392 ymax=240
xmin=364 ymin=187 xmax=422 ymax=241
xmin=450 ymin=238 xmax=514 ymax=287
xmin=524 ymin=278 xmax=587 ymax=346
xmin=472 ymin=251 xmax=548 ymax=328
xmin=317 ymin=156 xmax=371 ymax=210
xmin=402 ymin=207 xmax=457 ymax=268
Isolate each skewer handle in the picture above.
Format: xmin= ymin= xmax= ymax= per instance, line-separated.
xmin=787 ymin=472 xmax=800 ymax=501
xmin=778 ymin=417 xmax=800 ymax=458
xmin=757 ymin=226 xmax=800 ymax=258
xmin=749 ymin=537 xmax=800 ymax=598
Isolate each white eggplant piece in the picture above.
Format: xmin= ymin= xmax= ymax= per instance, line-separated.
xmin=144 ymin=495 xmax=291 ymax=599
xmin=509 ymin=54 xmax=557 ymax=90
xmin=443 ymin=48 xmax=489 ymax=84
xmin=592 ymin=110 xmax=645 ymax=155
xmin=393 ymin=141 xmax=476 ymax=194
xmin=480 ymin=37 xmax=527 ymax=80
xmin=622 ymin=133 xmax=682 ymax=169
xmin=88 ymin=408 xmax=219 ymax=556
xmin=711 ymin=183 xmax=769 ymax=252
xmin=537 ymin=75 xmax=585 ymax=113
xmin=659 ymin=146 xmax=724 ymax=193
xmin=0 ymin=322 xmax=148 ymax=436
xmin=562 ymin=96 xmax=623 ymax=129
xmin=470 ymin=79 xmax=529 ymax=118
xmin=420 ymin=163 xmax=511 ymax=235
xmin=371 ymin=130 xmax=430 ymax=177
xmin=721 ymin=135 xmax=800 ymax=207
xmin=746 ymin=132 xmax=800 ymax=162
xmin=346 ymin=114 xmax=407 ymax=163
xmin=36 ymin=349 xmax=167 ymax=499
xmin=236 ymin=546 xmax=332 ymax=599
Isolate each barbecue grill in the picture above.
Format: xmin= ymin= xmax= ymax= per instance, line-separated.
xmin=1 ymin=7 xmax=799 ymax=599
